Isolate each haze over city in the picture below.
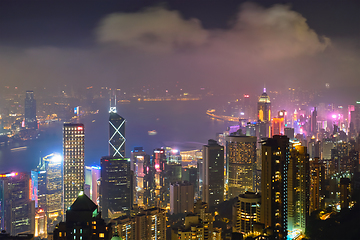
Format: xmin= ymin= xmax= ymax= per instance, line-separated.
xmin=0 ymin=0 xmax=360 ymax=102
xmin=1 ymin=1 xmax=360 ymax=240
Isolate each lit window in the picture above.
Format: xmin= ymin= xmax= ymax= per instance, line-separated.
xmin=99 ymin=233 xmax=104 ymax=238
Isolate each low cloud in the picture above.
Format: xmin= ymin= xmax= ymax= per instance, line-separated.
xmin=97 ymin=7 xmax=209 ymax=53
xmin=96 ymin=3 xmax=330 ymax=60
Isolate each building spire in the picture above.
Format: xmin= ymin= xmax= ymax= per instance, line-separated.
xmin=109 ymin=92 xmax=117 ymax=113
xmin=263 ymin=83 xmax=266 ymax=93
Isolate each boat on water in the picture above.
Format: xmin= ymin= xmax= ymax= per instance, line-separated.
xmin=148 ymin=130 xmax=157 ymax=136
xmin=10 ymin=146 xmax=28 ymax=152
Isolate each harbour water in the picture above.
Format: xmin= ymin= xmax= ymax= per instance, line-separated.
xmin=0 ymin=96 xmax=232 ymax=172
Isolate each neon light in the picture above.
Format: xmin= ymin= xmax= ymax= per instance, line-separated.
xmin=77 ymin=126 xmax=83 ymax=131
xmin=0 ymin=172 xmax=18 ymax=178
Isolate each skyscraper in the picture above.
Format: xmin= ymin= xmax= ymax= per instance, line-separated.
xmin=24 ymin=90 xmax=37 ymax=129
xmin=257 ymin=89 xmax=271 ymax=138
xmin=288 ymin=144 xmax=309 ymax=234
xmin=100 ymin=157 xmax=133 ymax=218
xmin=257 ymin=89 xmax=271 ymax=123
xmin=226 ymin=134 xmax=257 ymax=198
xmin=170 ymin=181 xmax=194 ymax=215
xmin=109 ymin=103 xmax=126 ymax=158
xmin=53 ymin=193 xmax=112 ymax=240
xmin=63 ymin=123 xmax=85 ymax=211
xmin=35 ymin=153 xmax=63 ymax=230
xmin=202 ymin=139 xmax=224 ymax=206
xmin=0 ymin=172 xmax=35 ymax=235
xmin=233 ymin=192 xmax=261 ymax=234
xmin=261 ymin=135 xmax=289 ymax=240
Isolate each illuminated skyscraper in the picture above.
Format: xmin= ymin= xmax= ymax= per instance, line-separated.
xmin=63 ymin=123 xmax=85 ymax=211
xmin=35 ymin=153 xmax=63 ymax=230
xmin=233 ymin=192 xmax=261 ymax=234
xmin=226 ymin=134 xmax=257 ymax=199
xmin=0 ymin=172 xmax=35 ymax=235
xmin=257 ymin=89 xmax=271 ymax=123
xmin=109 ymin=102 xmax=126 ymax=158
xmin=202 ymin=139 xmax=224 ymax=206
xmin=261 ymin=135 xmax=289 ymax=240
xmin=100 ymin=157 xmax=133 ymax=218
xmin=310 ymin=158 xmax=325 ymax=214
xmin=288 ymin=144 xmax=309 ymax=234
xmin=85 ymin=166 xmax=101 ymax=204
xmin=24 ymin=90 xmax=37 ymax=129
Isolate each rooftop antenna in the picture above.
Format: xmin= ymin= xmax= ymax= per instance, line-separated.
xmin=109 ymin=91 xmax=117 ymax=113
xmin=263 ymin=83 xmax=266 ymax=93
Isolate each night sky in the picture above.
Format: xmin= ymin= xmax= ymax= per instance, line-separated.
xmin=1 ymin=0 xmax=360 ymax=100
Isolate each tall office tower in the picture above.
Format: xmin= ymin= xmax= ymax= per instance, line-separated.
xmin=0 ymin=172 xmax=35 ymax=235
xmin=53 ymin=193 xmax=112 ymax=240
xmin=63 ymin=123 xmax=85 ymax=210
xmin=257 ymin=88 xmax=271 ymax=123
xmin=100 ymin=157 xmax=133 ymax=218
xmin=24 ymin=90 xmax=37 ymax=129
xmin=130 ymin=147 xmax=147 ymax=204
xmin=243 ymin=94 xmax=254 ymax=121
xmin=284 ymin=128 xmax=295 ymax=140
xmin=33 ymin=153 xmax=63 ymax=231
xmin=233 ymin=192 xmax=261 ymax=234
xmin=288 ymin=144 xmax=309 ymax=234
xmin=261 ymin=135 xmax=289 ymax=240
xmin=109 ymin=103 xmax=126 ymax=158
xmin=310 ymin=158 xmax=325 ymax=214
xmin=163 ymin=162 xmax=182 ymax=208
xmin=114 ymin=208 xmax=166 ymax=240
xmin=226 ymin=134 xmax=257 ymax=199
xmin=340 ymin=178 xmax=351 ymax=210
xmin=170 ymin=181 xmax=194 ymax=214
xmin=143 ymin=155 xmax=156 ymax=207
xmin=311 ymin=107 xmax=317 ymax=135
xmin=202 ymin=139 xmax=224 ymax=206
xmin=85 ymin=166 xmax=101 ymax=204
xmin=152 ymin=149 xmax=166 ymax=207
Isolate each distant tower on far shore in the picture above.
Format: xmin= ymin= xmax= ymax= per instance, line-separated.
xmin=25 ymin=90 xmax=37 ymax=129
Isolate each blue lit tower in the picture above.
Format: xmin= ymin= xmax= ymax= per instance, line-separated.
xmin=109 ymin=97 xmax=126 ymax=157
xmin=25 ymin=90 xmax=37 ymax=129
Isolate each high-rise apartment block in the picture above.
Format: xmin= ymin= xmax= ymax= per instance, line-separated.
xmin=100 ymin=157 xmax=133 ymax=219
xmin=0 ymin=172 xmax=35 ymax=235
xmin=24 ymin=90 xmax=37 ymax=129
xmin=261 ymin=135 xmax=289 ymax=239
xmin=310 ymin=158 xmax=325 ymax=214
xmin=170 ymin=181 xmax=194 ymax=214
xmin=226 ymin=134 xmax=257 ymax=199
xmin=288 ymin=144 xmax=309 ymax=234
xmin=63 ymin=123 xmax=85 ymax=210
xmin=202 ymin=140 xmax=224 ymax=206
xmin=113 ymin=208 xmax=166 ymax=240
xmin=233 ymin=192 xmax=261 ymax=234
